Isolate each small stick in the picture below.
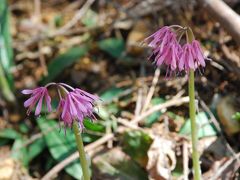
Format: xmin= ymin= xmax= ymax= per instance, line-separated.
xmin=131 ymin=96 xmax=190 ymax=124
xmin=117 ymin=118 xmax=141 ymax=130
xmin=38 ymin=42 xmax=48 ymax=76
xmin=212 ymin=153 xmax=240 ymax=180
xmin=106 ymin=120 xmax=113 ymax=148
xmin=55 ymin=0 xmax=95 ymax=35
xmin=141 ymin=68 xmax=160 ymax=113
xmin=198 ymin=0 xmax=240 ymax=43
xmin=134 ymin=88 xmax=143 ymax=116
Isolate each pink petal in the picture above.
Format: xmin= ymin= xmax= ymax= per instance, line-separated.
xmin=75 ymin=89 xmax=99 ymax=101
xmin=22 ymin=89 xmax=33 ymax=95
xmin=179 ymin=51 xmax=186 ymax=71
xmin=35 ymin=93 xmax=44 ymax=116
xmin=45 ymin=91 xmax=52 ymax=112
xmin=24 ymin=95 xmax=38 ymax=107
xmin=61 ymin=98 xmax=69 ymax=119
xmin=72 ymin=95 xmax=88 ymax=114
xmin=196 ymin=49 xmax=205 ymax=67
xmin=170 ymin=48 xmax=177 ymax=70
xmin=77 ymin=111 xmax=84 ymax=122
xmin=155 ymin=46 xmax=169 ymax=66
xmin=68 ymin=95 xmax=78 ymax=116
xmin=187 ymin=46 xmax=195 ymax=69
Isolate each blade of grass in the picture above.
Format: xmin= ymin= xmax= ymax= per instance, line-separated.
xmin=0 ymin=64 xmax=15 ymax=102
xmin=0 ymin=0 xmax=15 ymax=102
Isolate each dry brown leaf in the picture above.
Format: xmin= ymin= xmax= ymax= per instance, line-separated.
xmin=147 ymin=136 xmax=176 ymax=180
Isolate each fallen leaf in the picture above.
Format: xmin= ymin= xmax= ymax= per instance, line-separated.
xmin=147 ymin=136 xmax=176 ymax=180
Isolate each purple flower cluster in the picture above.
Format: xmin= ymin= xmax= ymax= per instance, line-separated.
xmin=22 ymin=83 xmax=98 ymax=130
xmin=144 ymin=26 xmax=207 ymax=74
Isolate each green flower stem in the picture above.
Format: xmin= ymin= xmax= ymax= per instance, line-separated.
xmin=73 ymin=121 xmax=90 ymax=180
xmin=189 ymin=69 xmax=201 ymax=180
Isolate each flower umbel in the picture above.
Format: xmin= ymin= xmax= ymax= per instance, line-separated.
xmin=59 ymin=88 xmax=97 ymax=129
xmin=144 ymin=26 xmax=208 ymax=75
xmin=144 ymin=26 xmax=182 ymax=74
xmin=22 ymin=83 xmax=98 ymax=130
xmin=22 ymin=87 xmax=51 ymax=116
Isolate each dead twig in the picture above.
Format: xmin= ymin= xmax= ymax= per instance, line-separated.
xmin=117 ymin=118 xmax=141 ymax=130
xmin=131 ymin=96 xmax=190 ymax=124
xmin=212 ymin=153 xmax=240 ymax=180
xmin=141 ymin=68 xmax=160 ymax=113
xmin=54 ymin=0 xmax=95 ymax=35
xmin=198 ymin=0 xmax=240 ymax=43
xmin=134 ymin=88 xmax=143 ymax=116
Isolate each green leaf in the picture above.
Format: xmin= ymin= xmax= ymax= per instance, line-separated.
xmin=37 ymin=117 xmax=83 ymax=179
xmin=100 ymin=87 xmax=123 ymax=102
xmin=82 ymin=9 xmax=98 ymax=27
xmin=41 ymin=46 xmax=89 ymax=84
xmin=144 ymin=97 xmax=165 ymax=126
xmin=98 ymin=87 xmax=123 ymax=120
xmin=98 ymin=38 xmax=125 ymax=58
xmin=27 ymin=137 xmax=46 ymax=162
xmin=0 ymin=0 xmax=14 ymax=79
xmin=19 ymin=123 xmax=29 ymax=134
xmin=0 ymin=128 xmax=21 ymax=139
xmin=232 ymin=112 xmax=240 ymax=121
xmin=0 ymin=1 xmax=15 ymax=102
xmin=122 ymin=130 xmax=152 ymax=165
xmin=54 ymin=14 xmax=63 ymax=27
xmin=179 ymin=112 xmax=217 ymax=138
xmin=94 ymin=148 xmax=148 ymax=180
xmin=83 ymin=119 xmax=104 ymax=132
xmin=11 ymin=137 xmax=28 ymax=166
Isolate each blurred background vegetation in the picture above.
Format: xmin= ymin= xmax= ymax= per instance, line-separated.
xmin=0 ymin=0 xmax=239 ymax=179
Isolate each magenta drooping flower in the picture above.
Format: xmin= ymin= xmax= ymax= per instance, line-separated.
xmin=145 ymin=25 xmax=208 ymax=75
xmin=144 ymin=26 xmax=176 ymax=50
xmin=154 ymin=41 xmax=181 ymax=73
xmin=144 ymin=26 xmax=181 ymax=75
xmin=191 ymin=40 xmax=206 ymax=68
xmin=57 ymin=99 xmax=72 ymax=127
xmin=179 ymin=40 xmax=206 ymax=72
xmin=22 ymin=83 xmax=99 ymax=132
xmin=179 ymin=43 xmax=194 ymax=72
xmin=22 ymin=87 xmax=52 ymax=116
xmin=58 ymin=88 xmax=98 ymax=129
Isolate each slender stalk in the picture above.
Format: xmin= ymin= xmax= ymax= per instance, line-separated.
xmin=73 ymin=121 xmax=91 ymax=180
xmin=189 ymin=69 xmax=201 ymax=180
